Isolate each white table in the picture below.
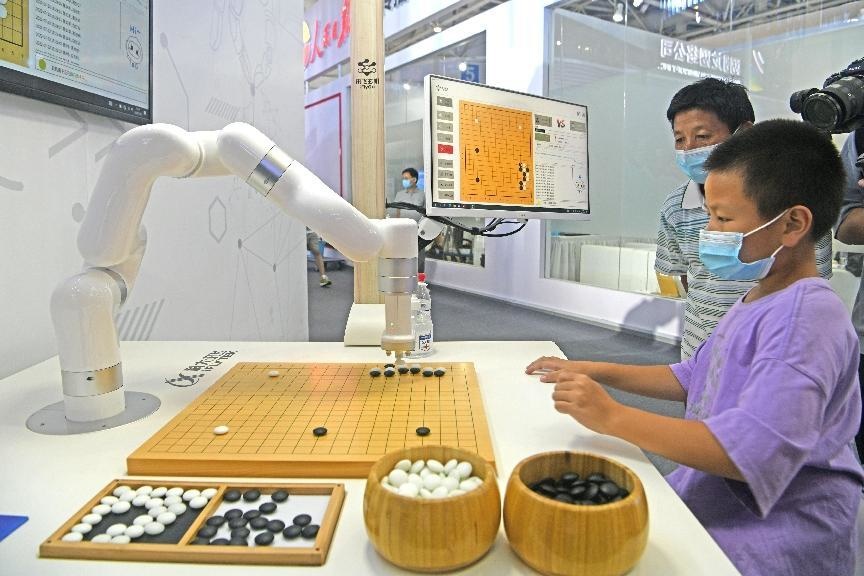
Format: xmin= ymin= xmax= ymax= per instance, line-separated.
xmin=0 ymin=341 xmax=740 ymax=575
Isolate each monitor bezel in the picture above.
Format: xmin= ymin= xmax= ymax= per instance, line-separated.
xmin=423 ymin=74 xmax=590 ymax=221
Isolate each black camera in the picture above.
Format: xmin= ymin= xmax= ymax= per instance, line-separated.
xmin=790 ymin=58 xmax=864 ymax=134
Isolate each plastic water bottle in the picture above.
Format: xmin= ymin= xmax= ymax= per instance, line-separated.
xmin=409 ymin=273 xmax=433 ymax=357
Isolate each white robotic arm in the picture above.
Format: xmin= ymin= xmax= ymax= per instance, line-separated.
xmin=52 ymin=123 xmax=417 ymax=423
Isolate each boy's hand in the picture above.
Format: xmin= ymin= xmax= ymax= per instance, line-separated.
xmin=525 ymin=356 xmax=571 ymax=375
xmin=551 ymin=372 xmax=619 ymax=435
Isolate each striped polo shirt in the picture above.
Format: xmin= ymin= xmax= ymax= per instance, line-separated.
xmin=655 ymin=180 xmax=834 ymax=360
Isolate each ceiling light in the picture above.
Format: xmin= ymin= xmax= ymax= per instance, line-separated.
xmin=458 ymin=62 xmax=468 ymax=72
xmin=694 ymin=10 xmax=701 ymax=23
xmin=555 ymin=40 xmax=562 ymax=46
xmin=403 ymin=82 xmax=411 ymax=91
xmin=612 ymin=3 xmax=624 ymax=22
xmin=633 ymin=0 xmax=643 ymax=8
xmin=432 ymin=25 xmax=443 ymax=33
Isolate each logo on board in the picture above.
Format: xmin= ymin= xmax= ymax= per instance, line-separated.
xmin=165 ymin=350 xmax=237 ymax=387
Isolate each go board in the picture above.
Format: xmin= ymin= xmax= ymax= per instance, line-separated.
xmin=127 ymin=362 xmax=495 ymax=478
xmin=40 ymin=479 xmax=345 ymax=566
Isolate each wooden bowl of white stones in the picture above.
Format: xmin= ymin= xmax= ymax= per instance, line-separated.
xmin=503 ymin=451 xmax=648 ymax=576
xmin=363 ymin=445 xmax=500 ymax=572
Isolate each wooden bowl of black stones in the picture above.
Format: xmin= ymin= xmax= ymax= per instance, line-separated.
xmin=503 ymin=451 xmax=648 ymax=576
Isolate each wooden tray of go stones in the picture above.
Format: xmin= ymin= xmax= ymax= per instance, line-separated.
xmin=40 ymin=479 xmax=345 ymax=565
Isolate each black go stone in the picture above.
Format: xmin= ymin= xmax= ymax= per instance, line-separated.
xmin=223 ymin=489 xmax=242 ymax=502
xmin=205 ymin=515 xmax=227 ymax=527
xmin=397 ymin=366 xmax=410 ymax=374
xmin=249 ymin=516 xmax=269 ymax=530
xmin=211 ymin=538 xmax=230 ymax=546
xmin=197 ymin=526 xmax=218 ymax=539
xmin=587 ymin=473 xmax=607 ymax=483
xmin=422 ymin=368 xmax=434 ymax=377
xmin=254 ymin=532 xmax=275 ymax=546
xmin=271 ymin=490 xmax=289 ymax=503
xmin=224 ymin=508 xmax=244 ymax=520
xmin=409 ymin=365 xmax=421 ymax=374
xmin=561 ymin=472 xmax=580 ymax=486
xmin=384 ymin=363 xmax=395 ymax=369
xmin=415 ymin=426 xmax=430 ymax=437
xmin=266 ymin=519 xmax=286 ymax=532
xmin=313 ymin=426 xmax=328 ymax=437
xmin=433 ymin=368 xmax=446 ymax=377
xmin=228 ymin=517 xmax=248 ymax=529
xmin=599 ymin=481 xmax=621 ymax=498
xmin=292 ymin=514 xmax=312 ymax=527
xmin=243 ymin=509 xmax=262 ymax=520
xmin=243 ymin=489 xmax=261 ymax=502
xmin=301 ymin=524 xmax=320 ymax=539
xmin=369 ymin=368 xmax=382 ymax=377
xmin=554 ymin=493 xmax=575 ymax=504
xmin=231 ymin=527 xmax=251 ymax=539
xmin=282 ymin=525 xmax=302 ymax=539
xmin=190 ymin=537 xmax=210 ymax=545
xmin=384 ymin=367 xmax=396 ymax=377
xmin=259 ymin=502 xmax=277 ymax=514
xmin=229 ymin=537 xmax=248 ymax=546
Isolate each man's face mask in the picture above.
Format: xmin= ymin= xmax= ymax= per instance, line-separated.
xmin=698 ymin=210 xmax=787 ymax=281
xmin=675 ymin=144 xmax=718 ymax=184
xmin=402 ymin=178 xmax=413 ymax=189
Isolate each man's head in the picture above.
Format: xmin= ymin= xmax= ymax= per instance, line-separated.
xmin=402 ymin=167 xmax=418 ymax=189
xmin=703 ymin=119 xmax=844 ymax=250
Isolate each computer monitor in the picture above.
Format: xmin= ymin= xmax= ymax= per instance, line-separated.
xmin=0 ymin=0 xmax=152 ymax=124
xmin=423 ymin=74 xmax=589 ymax=220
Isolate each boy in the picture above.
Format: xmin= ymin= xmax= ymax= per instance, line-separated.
xmin=656 ymin=79 xmax=833 ymax=360
xmin=528 ymin=120 xmax=863 ymax=575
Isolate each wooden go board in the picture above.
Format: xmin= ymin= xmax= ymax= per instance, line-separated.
xmin=40 ymin=479 xmax=345 ymax=566
xmin=127 ymin=362 xmax=495 ymax=477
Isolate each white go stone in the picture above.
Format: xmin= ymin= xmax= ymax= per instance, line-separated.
xmin=150 ymin=487 xmax=168 ymax=498
xmin=163 ymin=495 xmax=182 ymax=506
xmin=398 ymin=482 xmax=420 ymax=497
xmin=432 ymin=486 xmax=450 ymax=498
xmin=106 ymin=523 xmax=127 ymax=537
xmin=124 ymin=525 xmax=144 ymax=539
xmin=410 ymin=460 xmax=425 ymax=474
xmin=91 ymin=504 xmax=111 ymax=516
xmin=166 ymin=487 xmax=184 ymax=497
xmin=444 ymin=459 xmax=458 ymax=474
xmin=422 ymin=474 xmax=442 ymax=491
xmin=110 ymin=535 xmax=131 ymax=544
xmin=112 ymin=485 xmax=133 ymax=497
xmin=147 ymin=506 xmax=168 ymax=518
xmin=145 ymin=498 xmax=164 ymax=510
xmin=71 ymin=523 xmax=92 ymax=534
xmin=407 ymin=473 xmax=423 ymax=487
xmin=182 ymin=489 xmax=200 ymax=502
xmin=395 ymin=459 xmax=412 ymax=472
xmin=382 ymin=481 xmax=398 ymax=494
xmin=189 ymin=496 xmax=208 ymax=509
xmin=419 ymin=468 xmax=432 ymax=478
xmin=388 ymin=469 xmax=408 ymax=488
xmin=420 ymin=488 xmax=433 ymax=498
xmin=156 ymin=512 xmax=176 ymax=525
xmin=135 ymin=485 xmax=154 ymax=495
xmin=100 ymin=496 xmax=119 ymax=506
xmin=442 ymin=476 xmax=460 ymax=492
xmin=459 ymin=480 xmax=478 ymax=492
xmin=118 ymin=491 xmax=137 ymax=503
xmin=133 ymin=515 xmax=153 ymax=526
xmin=201 ymin=488 xmax=217 ymax=499
xmin=61 ymin=532 xmax=83 ymax=542
xmin=143 ymin=522 xmax=165 ymax=536
xmin=213 ymin=425 xmax=229 ymax=435
xmin=81 ymin=513 xmax=102 ymax=525
xmin=426 ymin=459 xmax=444 ymax=473
xmin=449 ymin=489 xmax=466 ymax=497
xmin=168 ymin=503 xmax=187 ymax=516
xmin=456 ymin=461 xmax=473 ymax=480
xmin=91 ymin=534 xmax=112 ymax=543
xmin=268 ymin=370 xmax=280 ymax=377
xmin=111 ymin=501 xmax=131 ymax=515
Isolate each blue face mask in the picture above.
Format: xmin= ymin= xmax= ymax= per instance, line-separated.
xmin=675 ymin=143 xmax=717 ymax=184
xmin=401 ymin=179 xmax=412 ymax=189
xmin=698 ymin=210 xmax=787 ymax=281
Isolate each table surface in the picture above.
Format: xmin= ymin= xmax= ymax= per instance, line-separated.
xmin=0 ymin=341 xmax=740 ymax=575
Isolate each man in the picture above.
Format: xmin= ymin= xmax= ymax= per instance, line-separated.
xmin=393 ymin=167 xmax=427 ymax=272
xmin=834 ymin=127 xmax=864 ymax=458
xmin=654 ymin=78 xmax=833 ymax=360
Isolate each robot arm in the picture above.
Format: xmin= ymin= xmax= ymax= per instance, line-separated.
xmin=52 ymin=123 xmax=417 ymax=422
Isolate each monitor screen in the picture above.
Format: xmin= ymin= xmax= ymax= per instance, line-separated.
xmin=0 ymin=0 xmax=152 ymax=124
xmin=423 ymin=74 xmax=589 ymax=220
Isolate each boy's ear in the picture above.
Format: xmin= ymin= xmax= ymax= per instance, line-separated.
xmin=781 ymin=205 xmax=813 ymax=246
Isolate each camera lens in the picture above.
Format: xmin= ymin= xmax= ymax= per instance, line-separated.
xmin=802 ymin=76 xmax=864 ymax=131
xmin=789 ymin=88 xmax=817 ymax=114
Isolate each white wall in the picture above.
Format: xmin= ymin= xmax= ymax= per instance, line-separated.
xmin=0 ymin=1 xmax=307 ymax=379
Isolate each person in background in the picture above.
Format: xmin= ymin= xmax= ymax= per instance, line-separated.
xmin=654 ymin=78 xmax=834 ymax=360
xmin=307 ymin=229 xmax=331 ymax=287
xmin=528 ymin=120 xmax=863 ymax=576
xmin=834 ymin=127 xmax=864 ymax=459
xmin=393 ymin=167 xmax=427 ymax=272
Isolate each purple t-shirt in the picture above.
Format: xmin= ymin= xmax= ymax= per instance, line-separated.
xmin=667 ymin=277 xmax=863 ymax=576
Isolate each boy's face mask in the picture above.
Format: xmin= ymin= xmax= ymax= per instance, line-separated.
xmin=402 ymin=178 xmax=413 ymax=189
xmin=698 ymin=209 xmax=787 ymax=281
xmin=674 ymin=144 xmax=717 ymax=184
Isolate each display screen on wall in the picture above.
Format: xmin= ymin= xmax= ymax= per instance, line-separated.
xmin=423 ymin=74 xmax=589 ymax=220
xmin=0 ymin=0 xmax=152 ymax=124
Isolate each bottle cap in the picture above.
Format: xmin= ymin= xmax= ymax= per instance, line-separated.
xmin=418 ymin=272 xmax=426 ymax=283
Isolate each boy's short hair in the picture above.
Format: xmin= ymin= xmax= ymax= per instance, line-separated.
xmin=703 ymin=119 xmax=844 ymax=239
xmin=666 ymin=78 xmax=755 ymax=133
xmin=402 ymin=167 xmax=418 ymax=179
